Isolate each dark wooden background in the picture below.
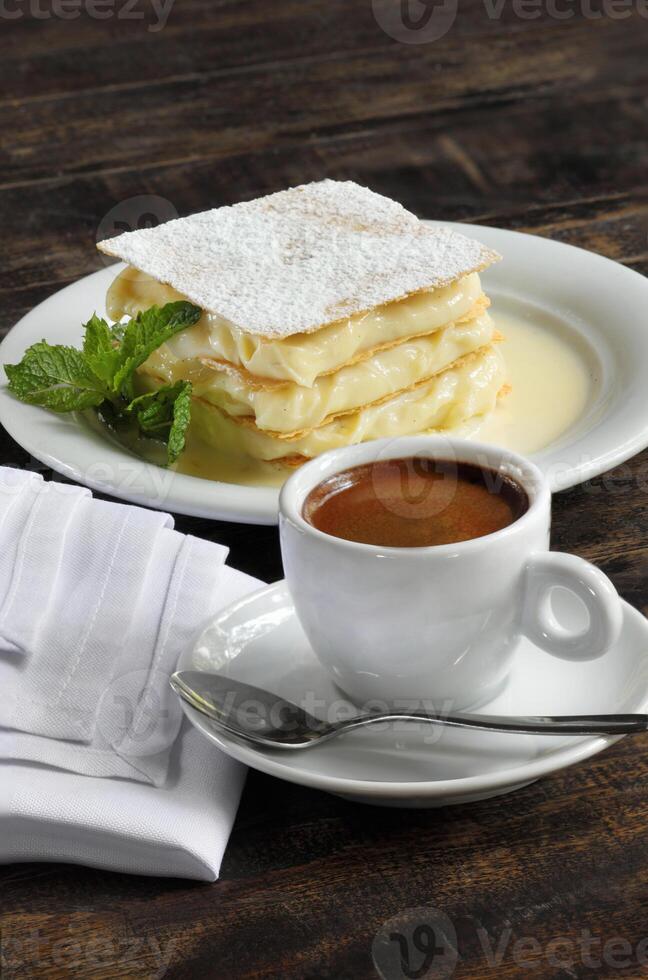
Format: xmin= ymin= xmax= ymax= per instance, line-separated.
xmin=2 ymin=1 xmax=648 ymax=977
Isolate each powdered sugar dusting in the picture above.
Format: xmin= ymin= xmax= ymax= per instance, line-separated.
xmin=98 ymin=180 xmax=500 ymax=338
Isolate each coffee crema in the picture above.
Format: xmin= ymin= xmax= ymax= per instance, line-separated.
xmin=303 ymin=456 xmax=529 ymax=548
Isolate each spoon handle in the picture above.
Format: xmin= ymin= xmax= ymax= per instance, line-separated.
xmin=333 ymin=712 xmax=648 ymax=738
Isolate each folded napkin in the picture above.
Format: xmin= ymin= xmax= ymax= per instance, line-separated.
xmin=0 ymin=467 xmax=260 ymax=879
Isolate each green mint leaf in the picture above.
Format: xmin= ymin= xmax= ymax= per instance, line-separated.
xmin=5 ymin=342 xmax=109 ymax=412
xmin=167 ymin=382 xmax=192 ymax=464
xmin=127 ymin=380 xmax=192 ymax=464
xmin=114 ymin=302 xmax=201 ymax=400
xmin=82 ymin=314 xmax=112 ymax=359
xmin=82 ymin=314 xmax=122 ymax=387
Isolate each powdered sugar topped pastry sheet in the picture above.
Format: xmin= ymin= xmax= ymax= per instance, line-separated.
xmin=98 ymin=180 xmax=500 ymax=338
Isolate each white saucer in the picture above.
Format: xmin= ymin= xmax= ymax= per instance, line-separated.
xmin=2 ymin=224 xmax=648 ymax=523
xmin=177 ymin=581 xmax=648 ymax=808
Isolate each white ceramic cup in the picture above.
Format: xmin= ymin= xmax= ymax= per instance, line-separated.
xmin=279 ymin=435 xmax=623 ymax=710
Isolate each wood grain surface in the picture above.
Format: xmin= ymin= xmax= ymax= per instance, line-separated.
xmin=2 ymin=1 xmax=648 ymax=977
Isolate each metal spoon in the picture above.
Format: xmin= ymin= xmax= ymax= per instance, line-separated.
xmin=170 ymin=670 xmax=648 ymax=751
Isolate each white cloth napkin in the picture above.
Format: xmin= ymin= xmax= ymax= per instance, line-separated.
xmin=0 ymin=467 xmax=261 ymax=879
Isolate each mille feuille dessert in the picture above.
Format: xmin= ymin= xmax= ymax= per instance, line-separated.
xmin=98 ymin=180 xmax=505 ymax=467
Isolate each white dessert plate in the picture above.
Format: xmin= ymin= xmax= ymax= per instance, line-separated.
xmin=177 ymin=581 xmax=648 ymax=808
xmin=1 ymin=224 xmax=648 ymax=523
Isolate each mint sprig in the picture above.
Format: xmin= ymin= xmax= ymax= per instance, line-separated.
xmin=5 ymin=302 xmax=201 ymax=465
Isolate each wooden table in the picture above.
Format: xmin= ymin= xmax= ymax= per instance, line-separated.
xmin=2 ymin=2 xmax=648 ymax=977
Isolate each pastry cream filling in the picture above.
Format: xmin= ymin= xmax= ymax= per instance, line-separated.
xmin=106 ymin=267 xmax=484 ymax=387
xmin=139 ymin=345 xmax=505 ymax=462
xmin=142 ymin=311 xmax=494 ymax=435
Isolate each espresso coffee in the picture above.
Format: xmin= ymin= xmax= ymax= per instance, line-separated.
xmin=303 ymin=456 xmax=528 ymax=547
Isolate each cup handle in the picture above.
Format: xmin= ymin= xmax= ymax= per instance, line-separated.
xmin=521 ymin=552 xmax=623 ymax=662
